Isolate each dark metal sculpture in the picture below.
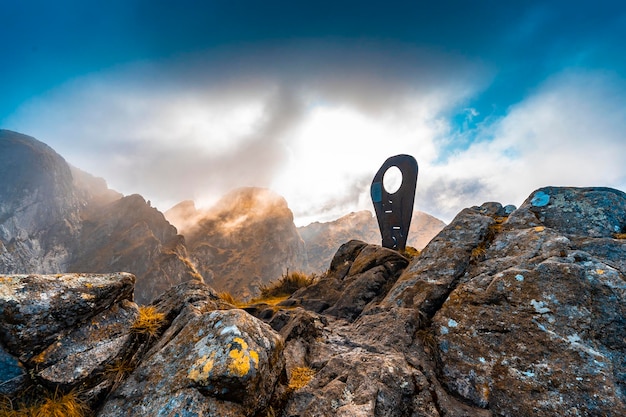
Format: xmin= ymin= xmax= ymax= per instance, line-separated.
xmin=370 ymin=154 xmax=418 ymax=251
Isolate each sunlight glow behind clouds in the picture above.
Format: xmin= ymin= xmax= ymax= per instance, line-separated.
xmin=6 ymin=43 xmax=626 ymax=225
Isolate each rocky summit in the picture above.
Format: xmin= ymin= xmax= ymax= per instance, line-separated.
xmin=1 ymin=186 xmax=624 ymax=416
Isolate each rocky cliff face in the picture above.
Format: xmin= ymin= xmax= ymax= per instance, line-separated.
xmin=2 ymin=186 xmax=624 ymax=416
xmin=69 ymin=194 xmax=202 ymax=304
xmin=0 ymin=130 xmax=83 ymax=273
xmin=168 ymin=187 xmax=309 ymax=300
xmin=0 ymin=130 xmax=200 ymax=304
xmin=298 ymin=210 xmax=445 ymax=273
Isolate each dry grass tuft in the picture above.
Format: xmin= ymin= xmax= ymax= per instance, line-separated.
xmin=614 ymin=233 xmax=626 ymax=239
xmin=105 ymin=358 xmax=135 ymax=384
xmin=288 ymin=367 xmax=316 ymax=390
xmin=401 ymin=246 xmax=420 ymax=259
xmin=416 ymin=329 xmax=437 ymax=354
xmin=33 ymin=390 xmax=88 ymax=417
xmin=131 ymin=306 xmax=165 ymax=338
xmin=0 ymin=389 xmax=88 ymax=417
xmin=218 ymin=292 xmax=242 ymax=306
xmin=471 ymin=246 xmax=487 ymax=259
xmin=259 ymin=271 xmax=315 ymax=299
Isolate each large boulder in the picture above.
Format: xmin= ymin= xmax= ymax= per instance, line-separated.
xmin=381 ymin=203 xmax=501 ymax=316
xmin=0 ymin=273 xmax=137 ymax=400
xmin=429 ymin=187 xmax=626 ymax=415
xmin=98 ymin=308 xmax=284 ymax=416
xmin=0 ymin=273 xmax=135 ymax=358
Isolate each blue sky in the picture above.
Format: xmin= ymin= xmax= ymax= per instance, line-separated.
xmin=2 ymin=1 xmax=625 ymax=224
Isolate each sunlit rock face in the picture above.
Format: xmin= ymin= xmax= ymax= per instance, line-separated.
xmin=68 ymin=194 xmax=203 ymax=304
xmin=0 ymin=130 xmax=83 ymax=273
xmin=170 ymin=187 xmax=309 ymax=300
xmin=298 ymin=210 xmax=445 ymax=273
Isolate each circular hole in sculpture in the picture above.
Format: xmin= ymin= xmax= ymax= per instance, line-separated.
xmin=383 ymin=166 xmax=403 ymax=194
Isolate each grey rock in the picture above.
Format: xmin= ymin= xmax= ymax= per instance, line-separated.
xmin=34 ymin=299 xmax=138 ymax=389
xmin=431 ymin=187 xmax=626 ymax=415
xmin=0 ymin=272 xmax=135 ymax=360
xmin=381 ymin=203 xmax=496 ymax=316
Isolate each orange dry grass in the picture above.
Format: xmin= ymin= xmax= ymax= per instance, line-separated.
xmin=259 ymin=271 xmax=314 ymax=299
xmin=105 ymin=359 xmax=135 ymax=383
xmin=471 ymin=246 xmax=487 ymax=258
xmin=33 ymin=390 xmax=88 ymax=417
xmin=218 ymin=292 xmax=243 ymax=307
xmin=131 ymin=306 xmax=165 ymax=338
xmin=400 ymin=246 xmax=421 ymax=260
xmin=0 ymin=390 xmax=88 ymax=417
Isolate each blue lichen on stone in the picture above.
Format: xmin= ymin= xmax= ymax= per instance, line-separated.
xmin=531 ymin=191 xmax=550 ymax=207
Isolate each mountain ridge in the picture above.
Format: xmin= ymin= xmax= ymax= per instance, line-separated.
xmin=0 ymin=129 xmax=446 ymax=302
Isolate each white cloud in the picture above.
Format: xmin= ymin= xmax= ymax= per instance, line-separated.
xmin=6 ymin=42 xmax=485 ymax=223
xmin=417 ymin=70 xmax=626 ymax=221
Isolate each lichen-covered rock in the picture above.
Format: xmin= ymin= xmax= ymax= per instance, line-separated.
xmin=283 ymin=349 xmax=435 ymax=417
xmin=98 ymin=308 xmax=284 ymax=416
xmin=278 ymin=307 xmax=489 ymax=417
xmin=0 ymin=272 xmax=135 ymax=359
xmin=33 ymin=299 xmax=138 ymax=389
xmin=431 ymin=187 xmax=626 ymax=415
xmin=525 ymin=187 xmax=626 ymax=238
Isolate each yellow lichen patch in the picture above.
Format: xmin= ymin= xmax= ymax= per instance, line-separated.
xmin=288 ymin=367 xmax=316 ymax=390
xmin=534 ymin=226 xmax=545 ymax=232
xmin=227 ymin=337 xmax=258 ymax=377
xmin=614 ymin=233 xmax=626 ymax=239
xmin=188 ymin=352 xmax=216 ymax=382
xmin=80 ymin=293 xmax=95 ymax=300
xmin=596 ymin=269 xmax=605 ymax=275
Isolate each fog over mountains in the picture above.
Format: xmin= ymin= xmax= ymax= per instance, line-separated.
xmin=0 ymin=129 xmax=444 ymax=302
